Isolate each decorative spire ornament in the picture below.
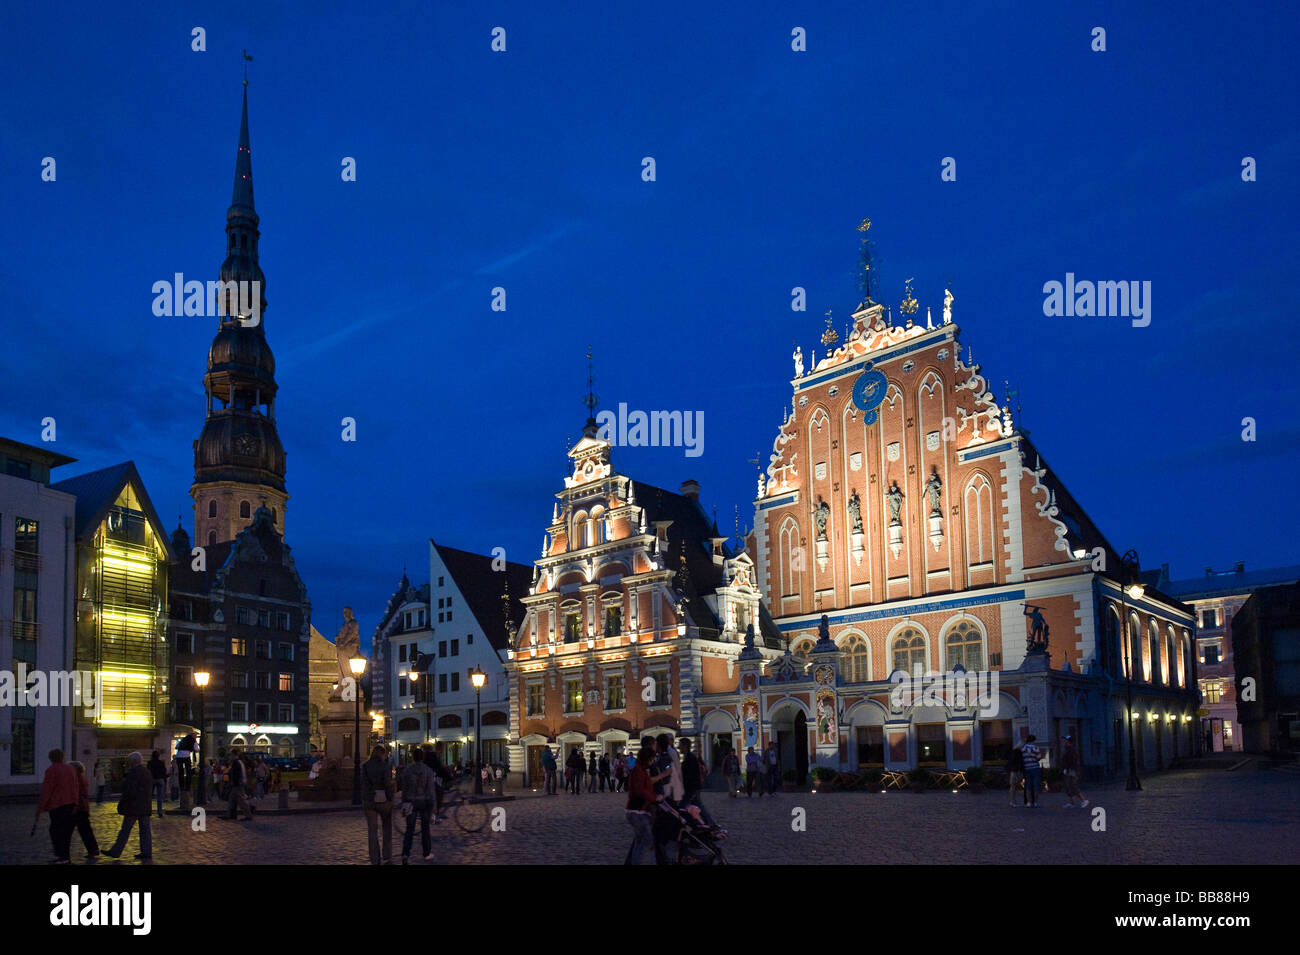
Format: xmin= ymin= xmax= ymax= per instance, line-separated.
xmin=926 ymin=306 xmax=933 ymax=330
xmin=582 ymin=346 xmax=599 ymax=437
xmin=900 ymin=278 xmax=918 ymax=317
xmin=821 ymin=310 xmax=838 ymax=356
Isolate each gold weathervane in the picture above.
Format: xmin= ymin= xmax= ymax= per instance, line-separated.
xmin=901 ymin=278 xmax=918 ymax=316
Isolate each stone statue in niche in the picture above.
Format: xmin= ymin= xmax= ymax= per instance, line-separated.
xmin=885 ymin=482 xmax=905 ymax=525
xmin=925 ymin=469 xmax=943 ymax=516
xmin=847 ymin=490 xmax=863 ymax=533
xmin=812 ymin=497 xmax=830 ymax=541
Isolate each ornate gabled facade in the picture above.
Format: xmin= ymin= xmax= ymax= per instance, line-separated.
xmin=191 ymin=88 xmax=288 ymax=548
xmin=744 ymin=256 xmax=1201 ymax=781
xmin=505 ymin=418 xmax=783 ymax=786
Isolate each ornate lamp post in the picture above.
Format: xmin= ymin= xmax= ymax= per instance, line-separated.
xmin=349 ymin=653 xmax=367 ymax=806
xmin=1119 ymin=550 xmax=1144 ymax=792
xmin=471 ymin=666 xmax=486 ymax=795
xmin=194 ymin=669 xmax=210 ymax=804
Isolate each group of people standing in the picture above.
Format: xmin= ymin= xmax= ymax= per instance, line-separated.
xmin=544 ymin=748 xmax=632 ymax=794
xmin=1005 ymin=733 xmax=1089 ymax=809
xmin=624 ymin=732 xmax=720 ymax=864
xmin=360 ymin=740 xmax=454 ymax=865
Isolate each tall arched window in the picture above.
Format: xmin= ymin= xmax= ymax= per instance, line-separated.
xmin=778 ymin=517 xmax=800 ymax=596
xmin=840 ymin=635 xmax=869 ymax=683
xmin=945 ymin=619 xmax=983 ymax=671
xmin=1128 ymin=613 xmax=1142 ymax=681
xmin=964 ymin=475 xmax=994 ymax=566
xmin=1102 ymin=607 xmax=1119 ymax=675
xmin=239 ymin=500 xmax=251 ymax=519
xmin=1146 ymin=620 xmax=1160 ymax=683
xmin=208 ymin=500 xmax=217 ymax=518
xmin=1178 ymin=630 xmax=1189 ymax=687
xmin=1164 ymin=626 xmax=1176 ymax=686
xmin=892 ymin=628 xmax=926 ymax=673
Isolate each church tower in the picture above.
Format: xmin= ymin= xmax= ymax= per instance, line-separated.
xmin=191 ymin=87 xmax=288 ymax=548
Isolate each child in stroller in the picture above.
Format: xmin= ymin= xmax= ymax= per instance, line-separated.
xmin=655 ymin=799 xmax=728 ymax=865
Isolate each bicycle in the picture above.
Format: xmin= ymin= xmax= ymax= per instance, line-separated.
xmin=397 ymin=780 xmax=488 ymax=835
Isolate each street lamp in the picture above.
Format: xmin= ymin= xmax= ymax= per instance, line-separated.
xmin=194 ymin=669 xmax=210 ymax=804
xmin=471 ymin=666 xmax=486 ymax=795
xmin=349 ymin=653 xmax=367 ymax=806
xmin=1118 ymin=550 xmax=1143 ymax=792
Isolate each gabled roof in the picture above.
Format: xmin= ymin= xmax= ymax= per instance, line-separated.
xmin=52 ymin=461 xmax=173 ymax=560
xmin=432 ymin=541 xmax=533 ymax=652
xmin=629 ymin=481 xmax=783 ymax=648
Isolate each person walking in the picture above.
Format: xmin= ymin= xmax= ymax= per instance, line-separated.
xmin=722 ymin=748 xmax=741 ymax=797
xmin=147 ymin=750 xmax=167 ymax=817
xmin=613 ymin=749 xmax=629 ymax=793
xmin=623 ymin=742 xmax=662 ymax=865
xmin=226 ymin=751 xmax=254 ymax=821
xmin=254 ymin=757 xmax=268 ymax=798
xmin=103 ymin=752 xmax=154 ymax=861
xmin=362 ymin=745 xmax=395 ymax=865
xmin=34 ymin=749 xmax=79 ymax=864
xmin=567 ymin=748 xmax=584 ymax=795
xmin=764 ymin=743 xmax=780 ymax=795
xmin=1060 ymin=734 xmax=1089 ymax=809
xmin=69 ymin=761 xmax=100 ymax=859
xmin=1007 ymin=743 xmax=1025 ymax=807
xmin=1021 ymin=735 xmax=1043 ymax=808
xmin=679 ymin=739 xmax=719 ymax=829
xmin=587 ymin=752 xmax=599 ymax=793
xmin=399 ymin=748 xmax=436 ymax=864
xmin=598 ymin=752 xmax=611 ymax=792
xmin=541 ymin=746 xmax=558 ymax=795
xmin=744 ymin=746 xmax=763 ymax=797
xmin=93 ymin=759 xmax=108 ymax=805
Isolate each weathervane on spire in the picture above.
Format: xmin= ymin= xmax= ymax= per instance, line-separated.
xmin=856 ymin=217 xmax=875 ymax=303
xmin=242 ymin=49 xmax=253 ymax=87
xmin=900 ymin=278 xmax=918 ymax=316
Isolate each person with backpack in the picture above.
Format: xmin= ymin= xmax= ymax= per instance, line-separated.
xmin=102 ymin=752 xmax=154 ymax=861
xmin=399 ymin=747 xmax=436 ymax=864
xmin=722 ymin=747 xmax=741 ymax=797
xmin=362 ymin=745 xmax=395 ymax=865
xmin=1021 ymin=735 xmax=1043 ymax=808
xmin=1007 ymin=743 xmax=1025 ymax=807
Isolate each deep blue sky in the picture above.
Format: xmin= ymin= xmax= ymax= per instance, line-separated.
xmin=4 ymin=1 xmax=1297 ymax=648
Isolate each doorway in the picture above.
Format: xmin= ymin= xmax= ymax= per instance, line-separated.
xmin=526 ymin=745 xmax=546 ymax=789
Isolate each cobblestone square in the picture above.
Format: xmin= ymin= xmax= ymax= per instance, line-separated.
xmin=3 ymin=764 xmax=1295 ymax=865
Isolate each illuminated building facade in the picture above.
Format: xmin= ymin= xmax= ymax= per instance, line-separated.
xmin=0 ymin=438 xmax=77 ymax=795
xmin=52 ymin=462 xmax=173 ymax=763
xmin=504 ymin=418 xmax=784 ymax=788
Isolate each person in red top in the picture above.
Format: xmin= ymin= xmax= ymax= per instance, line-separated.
xmin=624 ymin=743 xmax=666 ymax=865
xmin=69 ymin=760 xmax=101 ymax=858
xmin=34 ymin=749 xmax=80 ymax=864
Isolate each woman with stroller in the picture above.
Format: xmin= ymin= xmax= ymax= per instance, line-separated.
xmin=623 ymin=742 xmax=663 ymax=864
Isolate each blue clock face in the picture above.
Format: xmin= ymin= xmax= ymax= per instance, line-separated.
xmin=852 ymin=369 xmax=889 ymax=424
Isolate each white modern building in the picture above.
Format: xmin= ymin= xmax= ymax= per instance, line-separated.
xmin=374 ymin=539 xmax=530 ymax=769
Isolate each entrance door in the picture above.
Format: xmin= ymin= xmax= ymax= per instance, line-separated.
xmin=526 ymin=745 xmax=545 ymax=789
xmin=793 ymin=711 xmax=809 ymax=785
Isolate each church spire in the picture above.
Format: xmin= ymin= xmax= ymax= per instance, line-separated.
xmin=582 ymin=346 xmax=599 ymax=438
xmin=219 ymin=83 xmax=266 ymax=330
xmin=231 ymin=85 xmax=255 ymax=215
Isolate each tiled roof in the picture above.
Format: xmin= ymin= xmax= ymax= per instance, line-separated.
xmin=1163 ymin=565 xmax=1300 ymax=601
xmin=433 ymin=542 xmax=533 ymax=652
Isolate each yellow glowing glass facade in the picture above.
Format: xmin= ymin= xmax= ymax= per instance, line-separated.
xmin=75 ymin=484 xmax=169 ymax=729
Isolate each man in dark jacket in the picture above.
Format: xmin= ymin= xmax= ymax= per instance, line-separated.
xmin=362 ymin=745 xmax=395 ymax=864
xmin=103 ymin=752 xmax=154 ymax=861
xmin=226 ymin=750 xmax=254 ymax=820
xmin=148 ymin=749 xmax=167 ymax=817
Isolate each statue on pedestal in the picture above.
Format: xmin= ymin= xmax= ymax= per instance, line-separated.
xmin=331 ymin=607 xmax=362 ymax=701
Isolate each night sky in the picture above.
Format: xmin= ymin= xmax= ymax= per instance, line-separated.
xmin=4 ymin=2 xmax=1297 ymax=649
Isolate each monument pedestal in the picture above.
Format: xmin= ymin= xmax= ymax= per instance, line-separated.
xmin=319 ymin=696 xmax=373 ymax=765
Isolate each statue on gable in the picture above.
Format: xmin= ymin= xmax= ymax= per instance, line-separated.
xmin=847 ymin=490 xmax=863 ymax=533
xmin=925 ymin=469 xmax=943 ymax=516
xmin=813 ymin=497 xmax=830 ymax=542
xmin=885 ymin=482 xmax=905 ymax=526
xmin=793 ymin=343 xmax=804 ymax=378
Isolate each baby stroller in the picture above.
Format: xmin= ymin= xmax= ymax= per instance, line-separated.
xmin=656 ymin=800 xmax=728 ymax=865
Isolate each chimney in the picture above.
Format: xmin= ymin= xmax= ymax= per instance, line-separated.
xmin=680 ymin=479 xmax=700 ymax=501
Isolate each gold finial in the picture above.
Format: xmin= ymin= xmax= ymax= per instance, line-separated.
xmin=857 ymin=217 xmax=871 ymax=233
xmin=821 ymin=310 xmax=839 ymax=352
xmin=900 ymin=277 xmax=918 ymax=316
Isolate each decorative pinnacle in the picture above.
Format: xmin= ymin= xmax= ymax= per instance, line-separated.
xmin=242 ymin=49 xmax=253 ymax=86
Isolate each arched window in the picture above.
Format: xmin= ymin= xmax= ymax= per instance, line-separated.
xmin=791 ymin=639 xmax=814 ymax=662
xmin=945 ymin=619 xmax=983 ymax=671
xmin=1164 ymin=626 xmax=1176 ymax=686
xmin=892 ymin=628 xmax=926 ymax=673
xmin=779 ymin=517 xmax=801 ymax=596
xmin=397 ymin=717 xmax=420 ymax=732
xmin=592 ymin=507 xmax=607 ymax=544
xmin=573 ymin=511 xmax=589 ymax=549
xmin=240 ymin=500 xmax=251 ymax=519
xmin=840 ymin=634 xmax=869 ymax=683
xmin=1178 ymin=630 xmax=1189 ymax=687
xmin=271 ymin=507 xmax=277 ymax=523
xmin=964 ymin=475 xmax=994 ymax=566
xmin=437 ymin=714 xmax=463 ymax=729
xmin=1146 ymin=620 xmax=1159 ymax=683
xmin=1102 ymin=606 xmax=1119 ymax=675
xmin=208 ymin=500 xmax=217 ymax=518
xmin=1129 ymin=613 xmax=1143 ymax=681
